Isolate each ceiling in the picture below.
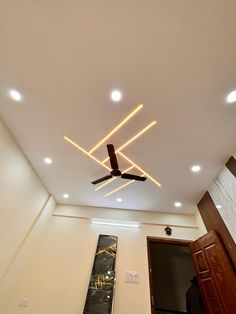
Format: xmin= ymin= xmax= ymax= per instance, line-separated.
xmin=0 ymin=0 xmax=236 ymax=214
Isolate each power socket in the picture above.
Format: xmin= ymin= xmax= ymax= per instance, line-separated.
xmin=125 ymin=271 xmax=139 ymax=283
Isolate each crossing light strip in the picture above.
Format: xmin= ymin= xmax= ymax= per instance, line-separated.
xmin=64 ymin=104 xmax=161 ymax=196
xmin=95 ymin=165 xmax=135 ymax=191
xmin=89 ymin=104 xmax=143 ymax=154
xmin=101 ymin=121 xmax=156 ymax=164
xmin=105 ymin=174 xmax=146 ymax=197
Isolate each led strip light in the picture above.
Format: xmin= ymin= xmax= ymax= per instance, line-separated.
xmin=118 ymin=151 xmax=161 ymax=187
xmin=105 ymin=174 xmax=146 ymax=197
xmin=95 ymin=165 xmax=135 ymax=191
xmin=64 ymin=136 xmax=111 ymax=171
xmin=105 ymin=180 xmax=135 ymax=197
xmin=101 ymin=121 xmax=156 ymax=163
xmin=64 ymin=103 xmax=161 ymax=196
xmin=89 ymin=104 xmax=143 ymax=154
xmin=91 ymin=218 xmax=140 ymax=228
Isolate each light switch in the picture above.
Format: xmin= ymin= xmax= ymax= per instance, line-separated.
xmin=125 ymin=271 xmax=139 ymax=283
xmin=19 ymin=296 xmax=30 ymax=307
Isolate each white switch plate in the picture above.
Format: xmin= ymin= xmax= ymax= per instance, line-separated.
xmin=19 ymin=296 xmax=30 ymax=307
xmin=125 ymin=271 xmax=139 ymax=283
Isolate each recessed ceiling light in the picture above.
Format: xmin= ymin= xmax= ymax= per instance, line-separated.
xmin=8 ymin=89 xmax=22 ymax=101
xmin=111 ymin=90 xmax=122 ymax=102
xmin=116 ymin=198 xmax=122 ymax=203
xmin=226 ymin=90 xmax=236 ymax=103
xmin=216 ymin=204 xmax=222 ymax=209
xmin=191 ymin=165 xmax=201 ymax=173
xmin=174 ymin=202 xmax=182 ymax=208
xmin=62 ymin=193 xmax=69 ymax=199
xmin=44 ymin=157 xmax=53 ymax=164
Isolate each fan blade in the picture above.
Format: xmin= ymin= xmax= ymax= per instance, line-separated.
xmin=121 ymin=173 xmax=147 ymax=181
xmin=107 ymin=144 xmax=119 ymax=170
xmin=91 ymin=175 xmax=113 ymax=185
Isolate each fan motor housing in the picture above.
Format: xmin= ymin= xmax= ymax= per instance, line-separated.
xmin=111 ymin=169 xmax=121 ymax=177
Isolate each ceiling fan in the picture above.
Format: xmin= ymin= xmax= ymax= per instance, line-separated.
xmin=91 ymin=144 xmax=147 ymax=185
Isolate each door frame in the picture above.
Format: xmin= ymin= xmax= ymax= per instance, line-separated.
xmin=147 ymin=237 xmax=193 ymax=314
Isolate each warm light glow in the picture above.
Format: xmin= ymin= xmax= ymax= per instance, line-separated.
xmin=111 ymin=90 xmax=122 ymax=102
xmin=174 ymin=202 xmax=182 ymax=207
xmin=64 ymin=104 xmax=161 ymax=195
xmin=44 ymin=157 xmax=53 ymax=164
xmin=105 ymin=179 xmax=137 ymax=197
xmin=123 ymin=165 xmax=135 ymax=172
xmin=63 ymin=193 xmax=69 ymax=199
xmin=102 ymin=121 xmax=157 ymax=163
xmin=105 ymin=172 xmax=146 ymax=196
xmin=191 ymin=165 xmax=201 ymax=173
xmin=91 ymin=218 xmax=140 ymax=228
xmin=89 ymin=104 xmax=143 ymax=154
xmin=95 ymin=166 xmax=135 ymax=191
xmin=226 ymin=90 xmax=236 ymax=103
xmin=95 ymin=177 xmax=116 ymax=191
xmin=118 ymin=152 xmax=161 ymax=187
xmin=9 ymin=89 xmax=22 ymax=101
xmin=64 ymin=136 xmax=111 ymax=171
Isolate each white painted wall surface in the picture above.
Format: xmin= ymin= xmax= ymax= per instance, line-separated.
xmin=1 ymin=203 xmax=200 ymax=314
xmin=0 ymin=118 xmax=49 ymax=279
xmin=0 ymin=196 xmax=56 ymax=312
xmin=54 ymin=204 xmax=198 ymax=228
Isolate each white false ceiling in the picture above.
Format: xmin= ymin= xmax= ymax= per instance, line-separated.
xmin=0 ymin=0 xmax=236 ymax=213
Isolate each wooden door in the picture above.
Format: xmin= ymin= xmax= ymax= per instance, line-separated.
xmin=190 ymin=230 xmax=236 ymax=314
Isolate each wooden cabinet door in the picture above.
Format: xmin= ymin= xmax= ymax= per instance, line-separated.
xmin=190 ymin=230 xmax=236 ymax=314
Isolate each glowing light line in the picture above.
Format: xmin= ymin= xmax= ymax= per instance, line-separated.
xmin=105 ymin=173 xmax=145 ymax=197
xmin=95 ymin=177 xmax=116 ymax=191
xmin=64 ymin=136 xmax=111 ymax=171
xmin=118 ymin=152 xmax=161 ymax=187
xmin=89 ymin=104 xmax=143 ymax=154
xmin=105 ymin=180 xmax=134 ymax=197
xmin=95 ymin=166 xmax=135 ymax=191
xmin=102 ymin=121 xmax=157 ymax=163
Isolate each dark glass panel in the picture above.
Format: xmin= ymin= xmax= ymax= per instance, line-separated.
xmin=83 ymin=234 xmax=118 ymax=314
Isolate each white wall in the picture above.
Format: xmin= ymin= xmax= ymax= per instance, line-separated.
xmin=0 ymin=118 xmax=50 ymax=280
xmin=0 ymin=203 xmax=201 ymax=314
xmin=0 ymin=196 xmax=56 ymax=312
xmin=0 ymin=118 xmax=57 ymax=312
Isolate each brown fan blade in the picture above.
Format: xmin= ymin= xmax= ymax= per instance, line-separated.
xmin=91 ymin=174 xmax=113 ymax=185
xmin=107 ymin=144 xmax=119 ymax=170
xmin=121 ymin=173 xmax=147 ymax=181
